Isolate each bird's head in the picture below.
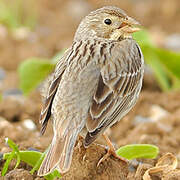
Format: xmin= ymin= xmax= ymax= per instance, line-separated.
xmin=74 ymin=6 xmax=141 ymax=41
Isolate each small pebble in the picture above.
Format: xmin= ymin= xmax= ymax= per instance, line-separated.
xmin=157 ymin=123 xmax=172 ymax=132
xmin=128 ymin=159 xmax=141 ymax=172
xmin=22 ymin=119 xmax=37 ymax=131
xmin=27 ymin=147 xmax=40 ymax=152
xmin=134 ymin=116 xmax=152 ymax=125
xmin=12 ymin=27 xmax=31 ymax=40
xmin=0 ymin=68 xmax=6 ymax=80
xmin=133 ymin=105 xmax=169 ymax=125
xmin=0 ymin=117 xmax=12 ymax=128
xmin=164 ymin=34 xmax=180 ymax=51
xmin=149 ymin=105 xmax=169 ymax=122
xmin=3 ymin=89 xmax=23 ymax=97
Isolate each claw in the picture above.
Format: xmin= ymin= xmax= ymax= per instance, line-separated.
xmin=97 ymin=133 xmax=128 ymax=167
xmin=83 ymin=154 xmax=87 ymax=161
xmin=97 ymin=148 xmax=111 ymax=167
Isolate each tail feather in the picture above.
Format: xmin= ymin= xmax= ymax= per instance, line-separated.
xmin=38 ymin=137 xmax=64 ymax=176
xmin=38 ymin=130 xmax=79 ymax=176
xmin=58 ymin=132 xmax=78 ymax=172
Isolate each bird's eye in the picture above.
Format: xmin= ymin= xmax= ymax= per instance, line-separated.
xmin=104 ymin=19 xmax=112 ymax=25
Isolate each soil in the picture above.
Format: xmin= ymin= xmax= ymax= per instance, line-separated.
xmin=0 ymin=0 xmax=180 ymax=179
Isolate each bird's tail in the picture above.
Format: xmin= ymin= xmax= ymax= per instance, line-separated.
xmin=38 ymin=130 xmax=78 ymax=176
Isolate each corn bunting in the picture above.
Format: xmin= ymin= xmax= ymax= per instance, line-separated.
xmin=38 ymin=6 xmax=144 ymax=176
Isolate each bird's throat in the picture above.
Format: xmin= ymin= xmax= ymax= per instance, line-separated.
xmin=110 ymin=30 xmax=132 ymax=41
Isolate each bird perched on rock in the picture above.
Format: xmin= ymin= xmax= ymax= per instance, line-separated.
xmin=38 ymin=6 xmax=144 ymax=176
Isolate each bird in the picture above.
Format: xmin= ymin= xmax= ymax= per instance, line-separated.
xmin=37 ymin=6 xmax=144 ymax=176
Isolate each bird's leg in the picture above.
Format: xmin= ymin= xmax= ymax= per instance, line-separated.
xmin=97 ymin=133 xmax=128 ymax=167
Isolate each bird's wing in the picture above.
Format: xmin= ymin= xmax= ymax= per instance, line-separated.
xmin=39 ymin=49 xmax=71 ymax=134
xmin=85 ymin=40 xmax=144 ymax=146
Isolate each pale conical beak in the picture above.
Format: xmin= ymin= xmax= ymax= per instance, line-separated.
xmin=119 ymin=17 xmax=141 ymax=33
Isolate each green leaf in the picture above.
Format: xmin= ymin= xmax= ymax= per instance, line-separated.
xmin=5 ymin=138 xmax=19 ymax=153
xmin=155 ymin=48 xmax=180 ymax=80
xmin=2 ymin=151 xmax=15 ymax=176
xmin=45 ymin=170 xmax=61 ymax=180
xmin=4 ymin=138 xmax=21 ymax=170
xmin=4 ymin=150 xmax=61 ymax=179
xmin=3 ymin=138 xmax=61 ymax=179
xmin=4 ymin=151 xmax=43 ymax=167
xmin=172 ymin=77 xmax=180 ymax=90
xmin=30 ymin=147 xmax=51 ymax=174
xmin=18 ymin=58 xmax=55 ymax=95
xmin=2 ymin=138 xmax=20 ymax=176
xmin=116 ymin=144 xmax=159 ymax=160
xmin=133 ymin=29 xmax=153 ymax=46
xmin=141 ymin=45 xmax=171 ymax=91
xmin=134 ymin=30 xmax=180 ymax=91
xmin=133 ymin=30 xmax=171 ymax=91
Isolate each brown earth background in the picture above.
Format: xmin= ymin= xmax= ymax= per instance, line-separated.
xmin=0 ymin=0 xmax=180 ymax=179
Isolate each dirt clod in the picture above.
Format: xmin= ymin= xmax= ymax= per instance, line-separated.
xmin=4 ymin=169 xmax=33 ymax=180
xmin=62 ymin=138 xmax=129 ymax=180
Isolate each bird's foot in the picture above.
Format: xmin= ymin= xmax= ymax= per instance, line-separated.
xmin=97 ymin=146 xmax=128 ymax=167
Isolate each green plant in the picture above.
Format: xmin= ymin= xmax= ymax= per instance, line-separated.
xmin=0 ymin=94 xmax=2 ymax=101
xmin=2 ymin=138 xmax=159 ymax=179
xmin=18 ymin=57 xmax=56 ymax=95
xmin=18 ymin=50 xmax=65 ymax=95
xmin=133 ymin=30 xmax=180 ymax=91
xmin=2 ymin=138 xmax=61 ymax=180
xmin=0 ymin=0 xmax=37 ymax=30
xmin=116 ymin=144 xmax=159 ymax=160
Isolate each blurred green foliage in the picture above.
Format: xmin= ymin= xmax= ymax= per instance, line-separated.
xmin=18 ymin=57 xmax=56 ymax=95
xmin=18 ymin=50 xmax=65 ymax=95
xmin=133 ymin=30 xmax=180 ymax=91
xmin=0 ymin=0 xmax=37 ymax=30
xmin=2 ymin=138 xmax=61 ymax=180
xmin=18 ymin=30 xmax=180 ymax=95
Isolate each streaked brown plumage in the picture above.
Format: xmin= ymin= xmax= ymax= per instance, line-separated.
xmin=38 ymin=6 xmax=144 ymax=176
